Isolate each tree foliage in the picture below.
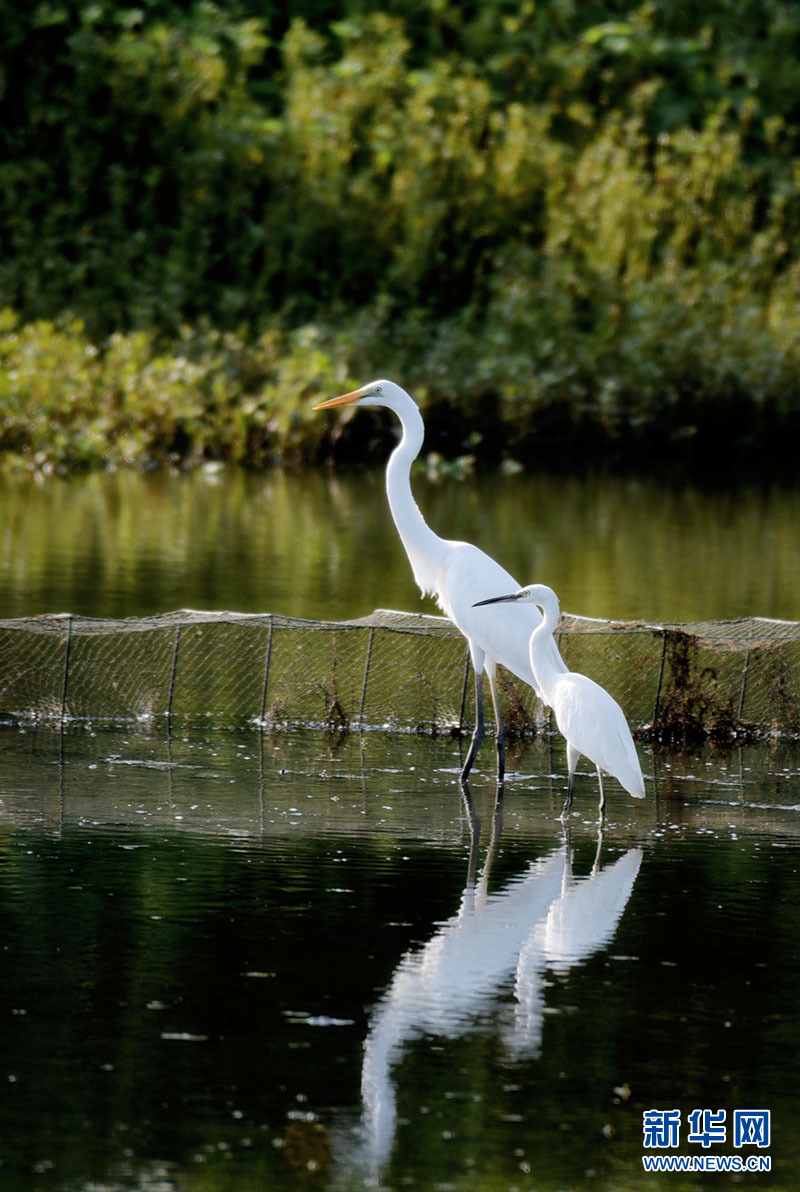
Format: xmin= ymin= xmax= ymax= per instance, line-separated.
xmin=2 ymin=0 xmax=800 ymax=469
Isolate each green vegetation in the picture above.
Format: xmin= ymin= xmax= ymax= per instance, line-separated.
xmin=2 ymin=1 xmax=800 ymax=471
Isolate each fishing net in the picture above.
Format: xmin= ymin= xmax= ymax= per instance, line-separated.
xmin=0 ymin=607 xmax=798 ymax=741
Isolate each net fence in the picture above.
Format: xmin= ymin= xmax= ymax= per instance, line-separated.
xmin=0 ymin=607 xmax=798 ymax=742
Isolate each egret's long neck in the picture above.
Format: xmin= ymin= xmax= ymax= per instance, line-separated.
xmin=385 ymin=402 xmax=446 ymax=592
xmin=529 ymin=600 xmax=562 ymax=705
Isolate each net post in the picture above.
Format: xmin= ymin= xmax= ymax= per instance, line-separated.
xmin=359 ymin=626 xmax=376 ymax=726
xmin=652 ymin=630 xmax=668 ymax=726
xmin=737 ymin=624 xmax=755 ymax=723
xmin=60 ymin=615 xmax=74 ymax=728
xmin=167 ymin=625 xmax=181 ymax=723
xmin=259 ymin=615 xmax=274 ymax=724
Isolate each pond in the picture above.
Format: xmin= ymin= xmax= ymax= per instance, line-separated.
xmin=0 ymin=464 xmax=799 ymax=1190
xmin=0 ymin=725 xmax=798 ymax=1191
xmin=1 ymin=466 xmax=799 ymax=623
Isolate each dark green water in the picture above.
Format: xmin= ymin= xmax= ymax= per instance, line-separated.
xmin=1 ymin=465 xmax=799 ymax=1188
xmin=0 ymin=725 xmax=798 ymax=1190
xmin=1 ymin=467 xmax=799 ymax=623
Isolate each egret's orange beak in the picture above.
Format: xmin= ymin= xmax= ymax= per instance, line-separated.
xmin=313 ymin=389 xmax=361 ymax=411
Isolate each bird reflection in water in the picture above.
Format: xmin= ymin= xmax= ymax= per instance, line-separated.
xmin=355 ymin=782 xmax=642 ymax=1174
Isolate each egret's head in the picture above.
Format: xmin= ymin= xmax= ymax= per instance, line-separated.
xmin=473 ymin=583 xmax=558 ymax=612
xmin=314 ymin=379 xmax=405 ymax=412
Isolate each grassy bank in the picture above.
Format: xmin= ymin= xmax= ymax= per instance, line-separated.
xmin=2 ymin=2 xmax=800 ymax=473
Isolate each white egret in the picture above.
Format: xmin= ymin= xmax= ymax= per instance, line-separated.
xmin=474 ymin=583 xmax=645 ymax=816
xmin=315 ymin=379 xmax=566 ymax=781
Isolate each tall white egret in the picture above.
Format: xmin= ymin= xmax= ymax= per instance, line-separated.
xmin=474 ymin=583 xmax=645 ymax=816
xmin=315 ymin=379 xmax=566 ymax=781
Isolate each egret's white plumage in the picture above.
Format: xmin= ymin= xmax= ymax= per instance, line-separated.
xmin=315 ymin=379 xmax=566 ymax=780
xmin=474 ymin=582 xmax=646 ymax=815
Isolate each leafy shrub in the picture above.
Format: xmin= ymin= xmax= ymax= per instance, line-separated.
xmin=2 ymin=1 xmax=800 ymax=469
xmin=0 ymin=310 xmax=352 ymax=470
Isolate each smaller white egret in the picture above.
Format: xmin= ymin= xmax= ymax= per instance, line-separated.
xmin=474 ymin=584 xmax=645 ymax=817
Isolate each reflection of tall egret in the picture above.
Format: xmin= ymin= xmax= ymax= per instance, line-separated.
xmin=315 ymin=380 xmax=565 ymax=780
xmin=357 ymin=794 xmax=642 ymax=1173
xmin=475 ymin=583 xmax=645 ymax=817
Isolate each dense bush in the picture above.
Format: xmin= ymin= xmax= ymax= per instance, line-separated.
xmin=0 ymin=309 xmax=357 ymax=469
xmin=1 ymin=1 xmax=800 ymax=470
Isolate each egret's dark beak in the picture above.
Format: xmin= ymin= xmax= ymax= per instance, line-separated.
xmin=472 ymin=592 xmax=521 ymax=608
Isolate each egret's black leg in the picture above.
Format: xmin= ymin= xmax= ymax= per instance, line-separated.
xmin=560 ymin=743 xmax=580 ymax=820
xmin=560 ymin=772 xmax=574 ymax=820
xmin=486 ymin=665 xmax=506 ymax=783
xmin=460 ymin=668 xmax=485 ymax=781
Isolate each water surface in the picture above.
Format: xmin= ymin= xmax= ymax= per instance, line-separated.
xmin=1 ymin=467 xmax=798 ymax=622
xmin=0 ymin=726 xmax=798 ymax=1190
xmin=1 ymin=464 xmax=799 ymax=1189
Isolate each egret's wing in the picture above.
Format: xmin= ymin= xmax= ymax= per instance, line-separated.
xmin=554 ymin=675 xmax=645 ymax=797
xmin=437 ymin=542 xmax=567 ymax=691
